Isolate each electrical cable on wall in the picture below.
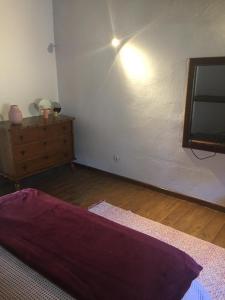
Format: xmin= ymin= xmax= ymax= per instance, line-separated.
xmin=191 ymin=148 xmax=216 ymax=160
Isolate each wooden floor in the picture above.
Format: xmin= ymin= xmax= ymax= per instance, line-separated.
xmin=1 ymin=164 xmax=225 ymax=248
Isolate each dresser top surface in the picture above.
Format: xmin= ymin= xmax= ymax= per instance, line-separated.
xmin=0 ymin=115 xmax=74 ymax=130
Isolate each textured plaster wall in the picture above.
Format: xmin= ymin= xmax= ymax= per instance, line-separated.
xmin=0 ymin=0 xmax=58 ymax=120
xmin=53 ymin=0 xmax=225 ymax=206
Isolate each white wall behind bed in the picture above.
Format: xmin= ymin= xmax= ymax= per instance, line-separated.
xmin=0 ymin=0 xmax=58 ymax=120
xmin=53 ymin=0 xmax=225 ymax=207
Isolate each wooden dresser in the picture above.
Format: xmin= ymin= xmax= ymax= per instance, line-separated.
xmin=0 ymin=115 xmax=75 ymax=184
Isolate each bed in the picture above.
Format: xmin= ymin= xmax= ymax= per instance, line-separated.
xmin=0 ymin=189 xmax=211 ymax=300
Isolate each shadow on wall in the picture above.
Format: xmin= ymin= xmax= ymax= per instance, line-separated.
xmin=28 ymin=101 xmax=39 ymax=116
xmin=0 ymin=103 xmax=11 ymax=121
xmin=184 ymin=148 xmax=225 ymax=207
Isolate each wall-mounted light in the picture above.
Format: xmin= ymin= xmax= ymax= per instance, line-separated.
xmin=111 ymin=38 xmax=121 ymax=48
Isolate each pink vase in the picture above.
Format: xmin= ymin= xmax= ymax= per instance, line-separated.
xmin=8 ymin=105 xmax=23 ymax=125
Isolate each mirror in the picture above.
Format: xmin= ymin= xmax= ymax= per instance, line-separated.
xmin=183 ymin=57 xmax=225 ymax=154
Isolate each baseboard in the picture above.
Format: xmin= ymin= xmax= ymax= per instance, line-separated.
xmin=74 ymin=162 xmax=225 ymax=213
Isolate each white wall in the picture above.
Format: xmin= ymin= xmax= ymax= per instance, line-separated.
xmin=53 ymin=0 xmax=225 ymax=207
xmin=0 ymin=0 xmax=58 ymax=120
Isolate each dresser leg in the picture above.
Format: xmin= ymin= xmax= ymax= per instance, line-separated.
xmin=70 ymin=162 xmax=75 ymax=172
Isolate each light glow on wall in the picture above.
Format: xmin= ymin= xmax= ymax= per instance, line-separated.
xmin=120 ymin=44 xmax=152 ymax=83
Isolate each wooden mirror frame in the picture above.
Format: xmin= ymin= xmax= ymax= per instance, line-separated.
xmin=182 ymin=56 xmax=225 ymax=154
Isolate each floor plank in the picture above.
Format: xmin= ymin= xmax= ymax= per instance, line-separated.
xmin=194 ymin=211 xmax=225 ymax=243
xmin=213 ymin=223 xmax=225 ymax=248
xmin=161 ymin=200 xmax=196 ymax=227
xmin=173 ymin=206 xmax=217 ymax=236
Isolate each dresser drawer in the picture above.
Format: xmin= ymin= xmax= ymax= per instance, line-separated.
xmin=42 ymin=122 xmax=72 ymax=139
xmin=15 ymin=148 xmax=73 ymax=177
xmin=11 ymin=121 xmax=72 ymax=146
xmin=13 ymin=141 xmax=46 ymax=161
xmin=11 ymin=127 xmax=42 ymax=145
xmin=46 ymin=136 xmax=73 ymax=153
xmin=16 ymin=157 xmax=48 ymax=176
xmin=13 ymin=136 xmax=72 ymax=162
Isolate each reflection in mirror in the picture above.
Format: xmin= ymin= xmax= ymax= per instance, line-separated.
xmin=183 ymin=57 xmax=225 ymax=154
xmin=191 ymin=65 xmax=225 ymax=143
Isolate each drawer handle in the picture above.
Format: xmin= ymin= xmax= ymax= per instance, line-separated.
xmin=21 ymin=150 xmax=26 ymax=156
xmin=43 ymin=127 xmax=47 ymax=131
xmin=62 ymin=126 xmax=66 ymax=130
xmin=63 ymin=139 xmax=67 ymax=144
xmin=64 ymin=153 xmax=68 ymax=157
xmin=43 ymin=155 xmax=49 ymax=160
xmin=20 ymin=135 xmax=24 ymax=141
xmin=43 ymin=141 xmax=47 ymax=146
xmin=22 ymin=165 xmax=27 ymax=171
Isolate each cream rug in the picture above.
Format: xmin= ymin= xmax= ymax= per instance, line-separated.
xmin=89 ymin=201 xmax=225 ymax=300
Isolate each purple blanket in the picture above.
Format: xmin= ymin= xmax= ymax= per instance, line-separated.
xmin=0 ymin=189 xmax=202 ymax=300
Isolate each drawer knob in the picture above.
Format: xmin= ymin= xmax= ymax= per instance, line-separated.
xmin=43 ymin=127 xmax=47 ymax=131
xmin=21 ymin=150 xmax=25 ymax=155
xmin=43 ymin=141 xmax=47 ymax=146
xmin=20 ymin=135 xmax=24 ymax=141
xmin=23 ymin=165 xmax=27 ymax=171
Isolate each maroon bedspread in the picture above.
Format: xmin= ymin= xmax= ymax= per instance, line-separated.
xmin=0 ymin=189 xmax=202 ymax=300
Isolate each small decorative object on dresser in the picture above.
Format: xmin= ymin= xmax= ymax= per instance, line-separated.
xmin=52 ymin=102 xmax=62 ymax=117
xmin=38 ymin=98 xmax=52 ymax=119
xmin=0 ymin=115 xmax=75 ymax=188
xmin=8 ymin=105 xmax=23 ymax=125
